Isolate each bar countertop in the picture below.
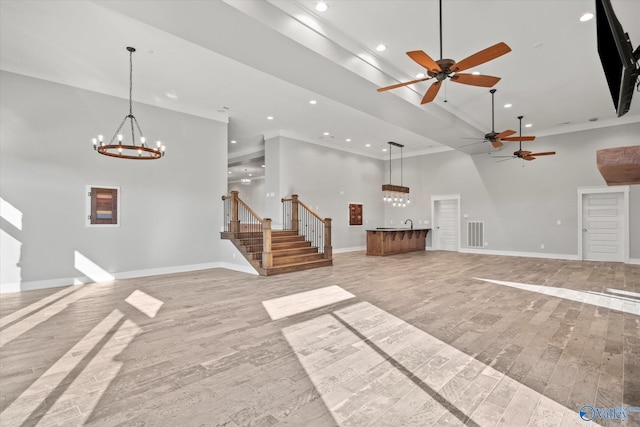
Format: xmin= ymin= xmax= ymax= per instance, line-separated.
xmin=366 ymin=228 xmax=430 ymax=256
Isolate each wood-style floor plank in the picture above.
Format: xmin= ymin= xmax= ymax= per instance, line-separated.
xmin=0 ymin=251 xmax=638 ymax=426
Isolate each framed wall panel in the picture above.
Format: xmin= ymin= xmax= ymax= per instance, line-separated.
xmin=86 ymin=185 xmax=120 ymax=227
xmin=349 ymin=203 xmax=363 ymax=226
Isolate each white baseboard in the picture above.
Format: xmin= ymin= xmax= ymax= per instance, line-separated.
xmin=333 ymin=246 xmax=366 ymax=254
xmin=4 ymin=252 xmax=637 ymax=294
xmin=460 ymin=248 xmax=640 ymax=264
xmin=0 ymin=262 xmax=257 ymax=294
xmin=217 ymin=262 xmax=259 ymax=275
xmin=113 ymin=262 xmax=221 ymax=281
xmin=459 ymin=247 xmax=579 ymax=261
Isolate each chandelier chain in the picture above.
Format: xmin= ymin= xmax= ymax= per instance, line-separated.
xmin=129 ymin=48 xmax=133 ymax=117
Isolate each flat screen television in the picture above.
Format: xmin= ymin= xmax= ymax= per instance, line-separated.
xmin=595 ymin=0 xmax=639 ymax=117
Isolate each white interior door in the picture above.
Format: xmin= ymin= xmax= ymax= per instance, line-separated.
xmin=434 ymin=199 xmax=459 ymax=251
xmin=581 ymin=192 xmax=625 ymax=262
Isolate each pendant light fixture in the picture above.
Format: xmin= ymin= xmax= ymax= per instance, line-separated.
xmin=241 ymin=169 xmax=252 ymax=185
xmin=382 ymin=141 xmax=410 ymax=207
xmin=92 ymin=47 xmax=166 ymax=160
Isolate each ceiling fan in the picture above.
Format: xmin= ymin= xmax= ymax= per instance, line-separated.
xmin=462 ymin=89 xmax=516 ymax=149
xmin=494 ymin=116 xmax=555 ymax=161
xmin=377 ymin=0 xmax=511 ymax=104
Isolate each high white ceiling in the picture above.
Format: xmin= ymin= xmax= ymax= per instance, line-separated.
xmin=1 ymin=0 xmax=639 ymax=182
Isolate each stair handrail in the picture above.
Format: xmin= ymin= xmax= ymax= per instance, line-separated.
xmin=222 ymin=191 xmax=273 ymax=268
xmin=222 ymin=190 xmax=263 ymax=231
xmin=281 ymin=194 xmax=332 ymax=260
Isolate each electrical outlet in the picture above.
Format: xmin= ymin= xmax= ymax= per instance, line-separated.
xmin=540 ymin=244 xmax=545 ymax=249
xmin=557 ymin=220 xmax=561 ymax=225
xmin=485 ymin=242 xmax=488 ymax=247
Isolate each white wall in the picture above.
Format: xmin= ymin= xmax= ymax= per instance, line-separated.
xmin=0 ymin=71 xmax=228 ymax=292
xmin=266 ymin=136 xmax=385 ymax=250
xmin=228 ymin=178 xmax=265 ymax=215
xmin=394 ymin=122 xmax=640 ymax=259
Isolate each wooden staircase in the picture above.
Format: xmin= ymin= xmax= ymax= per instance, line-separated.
xmin=225 ymin=229 xmax=332 ymax=276
xmin=221 ymin=192 xmax=332 ymax=276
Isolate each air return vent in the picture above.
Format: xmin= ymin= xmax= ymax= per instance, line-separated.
xmin=467 ymin=221 xmax=484 ymax=248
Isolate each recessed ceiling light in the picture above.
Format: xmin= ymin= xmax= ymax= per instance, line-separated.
xmin=248 ymin=173 xmax=253 ymax=177
xmin=315 ymin=1 xmax=328 ymax=12
xmin=365 ymin=144 xmax=371 ymax=147
xmin=382 ymin=148 xmax=388 ymax=152
xmin=376 ymin=44 xmax=387 ymax=52
xmin=323 ymin=132 xmax=330 ymax=136
xmin=345 ymin=138 xmax=351 ymax=142
xmin=504 ymin=104 xmax=512 ymax=108
xmin=580 ymin=12 xmax=594 ymax=22
xmin=230 ymin=140 xmax=237 ymax=144
xmin=416 ymin=72 xmax=425 ymax=78
xmin=267 ymin=116 xmax=274 ymax=120
xmin=165 ymin=91 xmax=178 ymax=100
xmin=525 ymin=123 xmax=533 ymax=128
xmin=228 ymin=171 xmax=232 ymax=174
xmin=262 ymin=164 xmax=266 ymax=168
xmin=309 ymin=100 xmax=317 ymax=105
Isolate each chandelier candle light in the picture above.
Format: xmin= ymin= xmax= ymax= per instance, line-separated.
xmin=382 ymin=141 xmax=410 ymax=207
xmin=92 ymin=47 xmax=166 ymax=159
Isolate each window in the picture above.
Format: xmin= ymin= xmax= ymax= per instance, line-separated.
xmin=86 ymin=186 xmax=119 ymax=227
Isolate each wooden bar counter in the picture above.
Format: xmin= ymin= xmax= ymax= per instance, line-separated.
xmin=366 ymin=228 xmax=430 ymax=256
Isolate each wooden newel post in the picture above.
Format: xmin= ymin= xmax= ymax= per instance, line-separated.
xmin=291 ymin=194 xmax=299 ymax=232
xmin=230 ymin=190 xmax=240 ymax=235
xmin=324 ymin=218 xmax=332 ymax=259
xmin=262 ymin=218 xmax=273 ymax=268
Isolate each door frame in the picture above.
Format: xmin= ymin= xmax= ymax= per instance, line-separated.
xmin=431 ymin=194 xmax=461 ymax=251
xmin=577 ymin=186 xmax=629 ymax=263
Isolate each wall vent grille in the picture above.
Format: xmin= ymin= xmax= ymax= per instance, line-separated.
xmin=467 ymin=221 xmax=484 ymax=248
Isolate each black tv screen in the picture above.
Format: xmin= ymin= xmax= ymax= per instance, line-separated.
xmin=595 ymin=0 xmax=638 ymax=117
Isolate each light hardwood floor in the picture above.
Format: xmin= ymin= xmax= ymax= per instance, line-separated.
xmin=1 ymin=251 xmax=639 ymax=426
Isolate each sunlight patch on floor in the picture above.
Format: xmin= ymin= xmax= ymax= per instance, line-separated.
xmin=278 ymin=298 xmax=592 ymax=426
xmin=0 ymin=285 xmax=78 ymax=328
xmin=0 ymin=309 xmax=141 ymax=426
xmin=262 ymin=285 xmax=355 ymax=320
xmin=125 ymin=289 xmax=164 ymax=318
xmin=475 ymin=278 xmax=640 ymax=316
xmin=0 ymin=286 xmax=93 ymax=347
xmin=606 ymin=288 xmax=640 ymax=299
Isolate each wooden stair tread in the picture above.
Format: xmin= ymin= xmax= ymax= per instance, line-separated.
xmin=220 ymin=228 xmax=331 ymax=276
xmin=272 ymin=253 xmax=325 ymax=266
xmin=272 ymin=247 xmax=319 ymax=257
xmin=263 ymin=258 xmax=333 ymax=276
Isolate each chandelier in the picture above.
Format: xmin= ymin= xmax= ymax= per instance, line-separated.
xmin=241 ymin=169 xmax=252 ymax=185
xmin=92 ymin=47 xmax=166 ymax=160
xmin=382 ymin=141 xmax=410 ymax=207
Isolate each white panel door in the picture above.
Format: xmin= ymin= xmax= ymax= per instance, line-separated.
xmin=582 ymin=192 xmax=624 ymax=262
xmin=435 ymin=199 xmax=458 ymax=251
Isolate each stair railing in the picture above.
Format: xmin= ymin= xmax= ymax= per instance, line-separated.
xmin=222 ymin=191 xmax=273 ymax=268
xmin=281 ymin=194 xmax=332 ymax=259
